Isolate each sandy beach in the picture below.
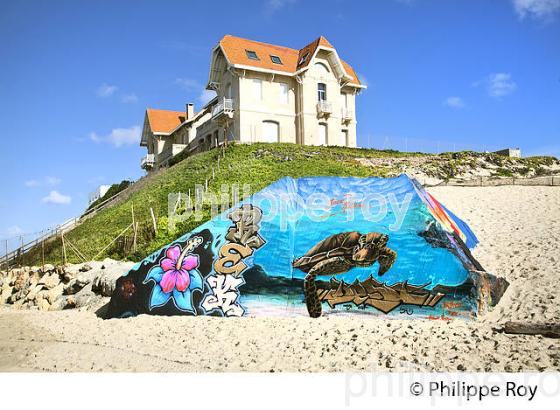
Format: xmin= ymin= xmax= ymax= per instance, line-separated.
xmin=1 ymin=185 xmax=559 ymax=372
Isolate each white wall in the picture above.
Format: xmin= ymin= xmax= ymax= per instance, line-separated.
xmin=237 ymin=71 xmax=297 ymax=144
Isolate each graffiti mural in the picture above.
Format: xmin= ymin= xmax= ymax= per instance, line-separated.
xmin=107 ymin=175 xmax=508 ymax=319
xmin=292 ymin=231 xmax=397 ymax=317
xmin=316 ymin=277 xmax=445 ymax=313
xmin=143 ymin=236 xmax=204 ymax=313
xmin=202 ymin=204 xmax=267 ymax=316
xmin=201 ymin=274 xmax=246 ymax=317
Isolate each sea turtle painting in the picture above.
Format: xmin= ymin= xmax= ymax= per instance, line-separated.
xmin=292 ymin=231 xmax=397 ymax=317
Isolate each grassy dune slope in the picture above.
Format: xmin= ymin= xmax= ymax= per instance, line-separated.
xmin=21 ymin=143 xmax=558 ymax=266
xmin=23 ymin=143 xmax=420 ymax=265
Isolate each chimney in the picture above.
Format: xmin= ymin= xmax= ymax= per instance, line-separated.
xmin=186 ymin=103 xmax=194 ymax=120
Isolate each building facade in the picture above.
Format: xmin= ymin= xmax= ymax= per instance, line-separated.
xmin=140 ymin=35 xmax=365 ymax=171
xmin=88 ymin=185 xmax=111 ymax=205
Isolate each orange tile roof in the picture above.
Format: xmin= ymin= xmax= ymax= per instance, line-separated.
xmin=219 ymin=35 xmax=361 ymax=86
xmin=219 ymin=35 xmax=298 ymax=74
xmin=296 ymin=36 xmax=333 ymax=70
xmin=146 ymin=108 xmax=185 ymax=134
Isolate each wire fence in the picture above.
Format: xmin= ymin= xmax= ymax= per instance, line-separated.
xmin=360 ymin=135 xmax=504 ymax=154
xmin=1 ymin=144 xmax=229 ymax=269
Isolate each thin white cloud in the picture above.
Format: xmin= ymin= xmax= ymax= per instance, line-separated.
xmin=175 ymin=78 xmax=200 ymax=90
xmin=24 ymin=180 xmax=39 ymax=187
xmin=96 ymin=83 xmax=118 ymax=97
xmin=24 ymin=177 xmax=61 ymax=188
xmin=121 ymin=93 xmax=138 ymax=103
xmin=175 ymin=78 xmax=216 ymax=106
xmin=42 ymin=190 xmax=72 ymax=205
xmin=46 ymin=176 xmax=61 ymax=186
xmin=474 ymin=73 xmax=517 ymax=98
xmin=89 ymin=125 xmax=141 ymax=147
xmin=487 ymin=73 xmax=517 ymax=98
xmin=199 ymin=89 xmax=217 ymax=105
xmin=444 ymin=96 xmax=465 ymax=108
xmin=264 ymin=0 xmax=297 ymax=15
xmin=513 ymin=0 xmax=560 ymax=21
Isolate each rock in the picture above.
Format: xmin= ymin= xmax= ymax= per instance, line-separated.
xmin=92 ymin=271 xmax=122 ymax=297
xmin=35 ymin=290 xmax=49 ymax=303
xmin=2 ymin=260 xmax=133 ymax=310
xmin=24 ymin=284 xmax=46 ymax=302
xmin=61 ymin=270 xmax=74 ymax=283
xmin=38 ymin=273 xmax=61 ymax=290
xmin=13 ymin=270 xmax=30 ymax=292
xmin=41 ymin=264 xmax=54 ymax=273
xmin=63 ymin=278 xmax=88 ymax=295
xmin=73 ymin=284 xmax=100 ymax=308
xmin=92 ymin=259 xmax=134 ymax=296
xmin=13 ymin=299 xmax=25 ymax=310
xmin=1 ymin=285 xmax=12 ymax=304
xmin=37 ymin=298 xmax=51 ymax=311
xmin=79 ymin=264 xmax=93 ymax=273
xmin=9 ymin=289 xmax=29 ymax=304
xmin=47 ymin=284 xmax=64 ymax=304
xmin=49 ymin=296 xmax=76 ymax=311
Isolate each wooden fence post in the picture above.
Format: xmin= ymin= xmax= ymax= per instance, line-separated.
xmin=41 ymin=239 xmax=45 ymax=272
xmin=61 ymin=231 xmax=67 ymax=265
xmin=131 ymin=204 xmax=137 ymax=252
xmin=19 ymin=236 xmax=23 ymax=267
xmin=150 ymin=207 xmax=157 ymax=234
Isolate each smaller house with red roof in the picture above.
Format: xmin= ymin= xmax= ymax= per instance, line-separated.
xmin=140 ymin=34 xmax=365 ymax=171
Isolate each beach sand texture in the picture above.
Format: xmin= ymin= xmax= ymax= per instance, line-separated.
xmin=0 ymin=186 xmax=558 ymax=372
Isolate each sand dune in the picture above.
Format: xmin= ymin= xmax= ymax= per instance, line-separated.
xmin=1 ymin=185 xmax=559 ymax=372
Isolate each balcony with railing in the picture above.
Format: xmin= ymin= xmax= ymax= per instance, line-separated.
xmin=212 ymin=98 xmax=234 ymax=120
xmin=316 ymin=100 xmax=332 ymax=117
xmin=341 ymin=108 xmax=354 ymax=123
xmin=140 ymin=154 xmax=155 ymax=169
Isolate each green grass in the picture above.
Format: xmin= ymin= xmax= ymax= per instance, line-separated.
xmin=22 ymin=143 xmax=422 ymax=265
xmin=19 ymin=143 xmax=558 ymax=266
xmin=85 ymin=180 xmax=132 ymax=212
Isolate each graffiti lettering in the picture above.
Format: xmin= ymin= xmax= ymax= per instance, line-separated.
xmin=202 ymin=204 xmax=267 ymax=317
xmin=317 ymin=276 xmax=445 ymax=314
xmin=213 ymin=242 xmax=254 ymax=276
xmin=225 ymin=204 xmax=266 ymax=249
xmin=400 ymin=307 xmax=414 ymax=315
xmin=201 ymin=274 xmax=245 ymax=317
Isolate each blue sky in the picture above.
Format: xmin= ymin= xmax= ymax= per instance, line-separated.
xmin=0 ymin=0 xmax=559 ymax=245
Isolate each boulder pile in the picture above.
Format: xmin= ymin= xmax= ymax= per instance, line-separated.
xmin=0 ymin=259 xmax=135 ymax=312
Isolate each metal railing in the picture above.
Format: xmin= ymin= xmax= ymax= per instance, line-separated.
xmin=140 ymin=153 xmax=155 ymax=169
xmin=341 ymin=108 xmax=353 ymax=121
xmin=212 ymin=98 xmax=234 ymax=118
xmin=1 ymin=217 xmax=79 ymax=270
xmin=316 ymin=100 xmax=332 ymax=115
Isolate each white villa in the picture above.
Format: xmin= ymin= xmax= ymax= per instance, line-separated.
xmin=140 ymin=35 xmax=365 ymax=171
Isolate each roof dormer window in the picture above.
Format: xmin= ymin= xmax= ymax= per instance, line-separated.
xmin=270 ymin=55 xmax=282 ymax=65
xmin=298 ymin=52 xmax=309 ymax=65
xmin=245 ymin=50 xmax=259 ymax=60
